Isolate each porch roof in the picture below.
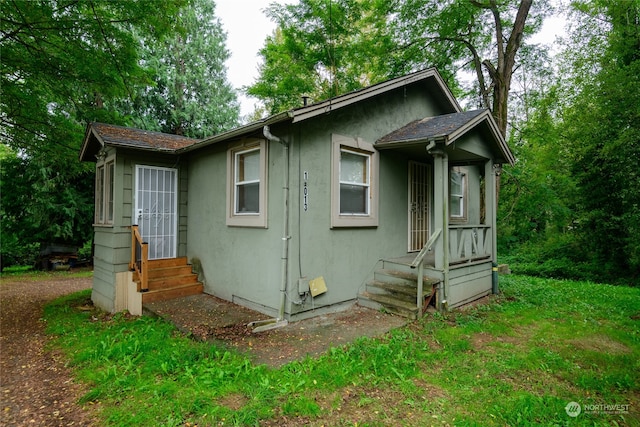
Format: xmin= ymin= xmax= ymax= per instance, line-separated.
xmin=79 ymin=123 xmax=200 ymax=162
xmin=375 ymin=109 xmax=515 ymax=165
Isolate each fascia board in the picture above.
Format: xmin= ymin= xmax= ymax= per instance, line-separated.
xmin=446 ymin=111 xmax=515 ymax=165
xmin=375 ymin=135 xmax=448 ymax=150
xmin=176 ymin=111 xmax=293 ymax=154
xmin=79 ymin=124 xmax=105 ymax=162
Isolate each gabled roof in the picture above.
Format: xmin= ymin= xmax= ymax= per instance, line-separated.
xmin=176 ymin=68 xmax=459 ymax=154
xmin=376 ymin=109 xmax=515 ymax=165
xmin=79 ymin=123 xmax=200 ymax=162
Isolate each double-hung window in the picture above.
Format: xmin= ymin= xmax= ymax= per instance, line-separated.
xmin=95 ymin=157 xmax=115 ymax=225
xmin=450 ymin=167 xmax=467 ymax=220
xmin=234 ymin=148 xmax=260 ymax=214
xmin=339 ymin=149 xmax=370 ymax=215
xmin=331 ymin=134 xmax=378 ymax=227
xmin=227 ymin=139 xmax=268 ymax=227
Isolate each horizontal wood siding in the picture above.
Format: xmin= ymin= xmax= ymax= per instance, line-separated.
xmin=92 ymin=258 xmax=116 ymax=312
xmin=447 ymin=261 xmax=492 ymax=307
xmin=91 ymin=149 xmax=188 ymax=312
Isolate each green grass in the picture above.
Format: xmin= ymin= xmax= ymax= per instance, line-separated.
xmin=43 ymin=276 xmax=640 ymax=426
xmin=1 ymin=267 xmax=93 ymax=281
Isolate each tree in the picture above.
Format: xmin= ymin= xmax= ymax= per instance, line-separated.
xmin=249 ymin=0 xmax=546 ymax=138
xmin=248 ymin=0 xmax=395 ymax=114
xmin=125 ymin=0 xmax=239 ymax=138
xmin=1 ymin=0 xmax=187 ymax=154
xmin=562 ymin=0 xmax=640 ymax=279
xmin=0 ymin=0 xmax=186 ymax=266
xmin=394 ymin=0 xmax=548 ymax=136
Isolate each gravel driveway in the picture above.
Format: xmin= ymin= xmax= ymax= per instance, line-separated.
xmin=0 ymin=274 xmax=96 ymax=426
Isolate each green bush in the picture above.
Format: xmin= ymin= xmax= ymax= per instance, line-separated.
xmin=0 ymin=234 xmax=39 ymax=270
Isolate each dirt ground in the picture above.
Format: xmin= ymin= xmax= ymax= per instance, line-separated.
xmin=145 ymin=294 xmax=407 ymax=367
xmin=1 ymin=272 xmax=406 ymax=425
xmin=0 ymin=274 xmax=97 ymax=426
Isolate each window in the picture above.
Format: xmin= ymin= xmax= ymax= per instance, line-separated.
xmin=340 ymin=149 xmax=370 ymax=215
xmin=450 ymin=168 xmax=467 ymax=220
xmin=331 ymin=134 xmax=378 ymax=227
xmin=95 ymin=157 xmax=115 ymax=225
xmin=234 ymin=148 xmax=260 ymax=214
xmin=227 ymin=139 xmax=268 ymax=227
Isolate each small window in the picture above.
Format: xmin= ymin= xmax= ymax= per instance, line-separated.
xmin=234 ymin=148 xmax=260 ymax=214
xmin=450 ymin=168 xmax=467 ymax=220
xmin=227 ymin=139 xmax=268 ymax=227
xmin=339 ymin=149 xmax=370 ymax=215
xmin=95 ymin=157 xmax=115 ymax=225
xmin=331 ymin=134 xmax=378 ymax=228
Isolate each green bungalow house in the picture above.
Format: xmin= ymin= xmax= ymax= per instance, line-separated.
xmin=80 ymin=68 xmax=514 ymax=321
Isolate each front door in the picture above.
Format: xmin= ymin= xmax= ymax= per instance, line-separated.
xmin=408 ymin=161 xmax=430 ymax=252
xmin=134 ymin=165 xmax=178 ymax=260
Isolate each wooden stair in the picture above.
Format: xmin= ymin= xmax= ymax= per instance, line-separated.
xmin=135 ymin=257 xmax=203 ymax=303
xmin=358 ymin=260 xmax=440 ymax=320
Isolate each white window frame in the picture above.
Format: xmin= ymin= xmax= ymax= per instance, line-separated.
xmin=95 ymin=154 xmax=115 ymax=226
xmin=331 ymin=134 xmax=378 ymax=228
xmin=450 ymin=167 xmax=467 ymax=221
xmin=226 ymin=139 xmax=268 ymax=228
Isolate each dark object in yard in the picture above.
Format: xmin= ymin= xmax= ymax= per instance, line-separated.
xmin=38 ymin=243 xmax=78 ymax=270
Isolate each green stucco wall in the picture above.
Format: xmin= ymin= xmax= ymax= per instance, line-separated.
xmin=186 ymin=85 xmax=447 ymax=318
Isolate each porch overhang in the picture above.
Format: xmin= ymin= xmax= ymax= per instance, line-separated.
xmin=375 ymin=110 xmax=515 ymax=165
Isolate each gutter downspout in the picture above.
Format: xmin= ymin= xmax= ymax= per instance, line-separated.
xmin=248 ymin=126 xmax=290 ymax=332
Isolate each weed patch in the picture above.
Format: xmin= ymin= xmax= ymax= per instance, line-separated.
xmin=44 ymin=276 xmax=640 ymax=426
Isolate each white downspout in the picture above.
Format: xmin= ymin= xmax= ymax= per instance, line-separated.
xmin=248 ymin=126 xmax=290 ymax=332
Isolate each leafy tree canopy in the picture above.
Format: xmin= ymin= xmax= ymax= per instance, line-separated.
xmin=123 ymin=0 xmax=240 ymax=138
xmin=1 ymin=0 xmax=187 ymax=155
xmin=249 ymin=0 xmax=549 ymax=137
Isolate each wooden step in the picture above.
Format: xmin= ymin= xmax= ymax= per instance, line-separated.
xmin=147 ymin=265 xmax=194 ymax=279
xmin=143 ymin=274 xmax=199 ymax=292
xmin=147 ymin=257 xmax=189 ymax=269
xmin=142 ymin=283 xmax=204 ymax=303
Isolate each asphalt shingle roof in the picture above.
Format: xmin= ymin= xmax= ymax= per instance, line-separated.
xmin=92 ymin=123 xmax=199 ymax=151
xmin=377 ymin=110 xmax=486 ymax=144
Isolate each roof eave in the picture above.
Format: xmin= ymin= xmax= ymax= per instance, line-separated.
xmin=376 ymin=135 xmax=448 ymax=150
xmin=176 ymin=111 xmax=294 ymax=154
xmin=79 ymin=124 xmax=105 ymax=162
xmin=446 ymin=111 xmax=515 ymax=165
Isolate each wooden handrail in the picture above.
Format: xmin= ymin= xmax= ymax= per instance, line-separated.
xmin=130 ymin=225 xmax=149 ymax=292
xmin=410 ymin=228 xmax=441 ymax=316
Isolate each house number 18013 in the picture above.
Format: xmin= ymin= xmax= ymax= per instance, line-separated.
xmin=303 ymin=171 xmax=309 ymax=211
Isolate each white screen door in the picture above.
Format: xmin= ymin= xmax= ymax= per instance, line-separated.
xmin=134 ymin=165 xmax=178 ymax=260
xmin=408 ymin=161 xmax=430 ymax=252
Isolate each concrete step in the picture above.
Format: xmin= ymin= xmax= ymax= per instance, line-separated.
xmin=367 ymin=280 xmax=435 ymax=299
xmin=374 ymin=269 xmax=440 ymax=286
xmin=359 ymin=292 xmax=419 ymax=320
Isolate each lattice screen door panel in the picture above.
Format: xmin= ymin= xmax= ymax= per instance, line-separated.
xmin=135 ymin=165 xmax=178 ymax=260
xmin=408 ymin=161 xmax=431 ymax=252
